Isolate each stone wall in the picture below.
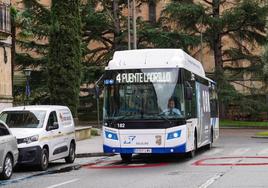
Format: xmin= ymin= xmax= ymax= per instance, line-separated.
xmin=0 ymin=0 xmax=13 ymax=111
xmin=0 ymin=41 xmax=13 ymax=111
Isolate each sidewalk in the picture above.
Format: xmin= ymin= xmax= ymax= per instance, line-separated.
xmin=76 ymin=135 xmax=103 ymax=153
xmin=76 ymin=135 xmax=114 ymax=157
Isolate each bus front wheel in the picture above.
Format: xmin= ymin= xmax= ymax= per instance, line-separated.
xmin=187 ymin=132 xmax=197 ymax=158
xmin=120 ymin=154 xmax=132 ymax=162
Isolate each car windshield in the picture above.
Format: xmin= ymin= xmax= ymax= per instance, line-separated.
xmin=103 ymin=68 xmax=185 ymax=121
xmin=0 ymin=110 xmax=46 ymax=128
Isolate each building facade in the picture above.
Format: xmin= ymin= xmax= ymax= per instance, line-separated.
xmin=0 ymin=0 xmax=12 ymax=111
xmin=11 ymin=0 xmax=266 ymax=96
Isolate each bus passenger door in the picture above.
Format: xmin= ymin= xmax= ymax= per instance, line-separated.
xmin=195 ymin=82 xmax=210 ymax=147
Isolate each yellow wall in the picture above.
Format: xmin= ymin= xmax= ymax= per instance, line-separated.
xmin=0 ymin=0 xmax=12 ymax=110
xmin=0 ymin=43 xmax=12 ymax=96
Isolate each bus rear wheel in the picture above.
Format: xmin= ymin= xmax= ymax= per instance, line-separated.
xmin=206 ymin=129 xmax=213 ymax=150
xmin=120 ymin=154 xmax=132 ymax=162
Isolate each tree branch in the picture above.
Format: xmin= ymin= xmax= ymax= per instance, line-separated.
xmin=88 ymin=47 xmax=109 ymax=54
xmin=222 ymin=57 xmax=244 ymax=62
xmin=221 ymin=20 xmax=246 ymax=36
xmin=202 ymin=0 xmax=212 ymax=6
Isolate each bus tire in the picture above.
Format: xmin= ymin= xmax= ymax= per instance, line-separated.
xmin=120 ymin=154 xmax=132 ymax=162
xmin=187 ymin=131 xmax=197 ymax=158
xmin=206 ymin=128 xmax=213 ymax=150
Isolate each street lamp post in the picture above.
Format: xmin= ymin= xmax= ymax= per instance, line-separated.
xmin=95 ymin=85 xmax=100 ymax=128
xmin=127 ymin=0 xmax=137 ymax=50
xmin=132 ymin=0 xmax=137 ymax=49
xmin=127 ymin=0 xmax=131 ymax=50
xmin=23 ymin=68 xmax=32 ymax=105
xmin=94 ymin=74 xmax=104 ymax=128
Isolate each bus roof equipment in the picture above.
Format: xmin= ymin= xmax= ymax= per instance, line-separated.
xmin=106 ymin=49 xmax=206 ymax=78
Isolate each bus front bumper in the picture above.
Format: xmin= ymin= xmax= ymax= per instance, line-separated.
xmin=103 ymin=144 xmax=186 ymax=154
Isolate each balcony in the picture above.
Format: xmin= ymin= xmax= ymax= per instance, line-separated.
xmin=0 ymin=3 xmax=10 ymax=39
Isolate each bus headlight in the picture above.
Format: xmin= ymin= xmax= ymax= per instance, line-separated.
xmin=105 ymin=131 xmax=118 ymax=140
xmin=167 ymin=130 xmax=181 ymax=140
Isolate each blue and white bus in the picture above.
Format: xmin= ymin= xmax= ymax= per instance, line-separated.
xmin=102 ymin=49 xmax=219 ymax=161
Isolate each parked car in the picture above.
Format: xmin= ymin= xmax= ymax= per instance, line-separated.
xmin=0 ymin=120 xmax=18 ymax=180
xmin=0 ymin=105 xmax=76 ymax=171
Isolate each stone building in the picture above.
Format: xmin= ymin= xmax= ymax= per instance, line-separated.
xmin=10 ymin=0 xmax=266 ymax=96
xmin=0 ymin=0 xmax=12 ymax=111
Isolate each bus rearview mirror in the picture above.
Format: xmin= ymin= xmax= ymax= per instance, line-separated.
xmin=95 ymin=85 xmax=100 ymax=98
xmin=185 ymin=87 xmax=193 ymax=100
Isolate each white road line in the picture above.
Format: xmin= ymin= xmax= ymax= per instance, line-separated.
xmin=258 ymin=149 xmax=268 ymax=155
xmin=229 ymin=148 xmax=250 ymax=156
xmin=45 ymin=178 xmax=80 ymax=188
xmin=198 ymin=173 xmax=224 ymax=188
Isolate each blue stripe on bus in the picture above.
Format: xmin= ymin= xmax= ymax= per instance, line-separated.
xmin=103 ymin=144 xmax=186 ymax=154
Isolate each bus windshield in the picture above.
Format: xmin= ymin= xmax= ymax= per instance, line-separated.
xmin=103 ymin=68 xmax=185 ymax=121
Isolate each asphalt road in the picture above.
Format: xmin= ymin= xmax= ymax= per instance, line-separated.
xmin=2 ymin=128 xmax=268 ymax=188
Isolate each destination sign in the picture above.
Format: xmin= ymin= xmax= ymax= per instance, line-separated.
xmin=116 ymin=72 xmax=173 ymax=83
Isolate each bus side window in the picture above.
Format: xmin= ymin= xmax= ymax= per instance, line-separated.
xmin=183 ymin=69 xmax=196 ymax=118
xmin=209 ymin=84 xmax=218 ymax=118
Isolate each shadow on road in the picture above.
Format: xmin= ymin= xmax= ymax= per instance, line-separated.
xmin=14 ymin=161 xmax=80 ymax=173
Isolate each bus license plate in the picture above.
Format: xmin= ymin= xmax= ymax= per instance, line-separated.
xmin=134 ymin=149 xmax=152 ymax=153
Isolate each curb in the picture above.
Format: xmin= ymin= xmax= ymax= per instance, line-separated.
xmin=251 ymin=136 xmax=268 ymax=139
xmin=220 ymin=126 xmax=268 ymax=129
xmin=76 ymin=153 xmax=116 ymax=158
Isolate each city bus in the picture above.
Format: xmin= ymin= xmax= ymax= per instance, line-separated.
xmin=102 ymin=49 xmax=219 ymax=161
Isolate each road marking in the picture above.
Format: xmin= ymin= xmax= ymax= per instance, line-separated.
xmin=205 ymin=148 xmax=224 ymax=156
xmin=226 ymin=158 xmax=240 ymax=165
xmin=83 ymin=160 xmax=168 ymax=169
xmin=198 ymin=173 xmax=224 ymax=188
xmin=193 ymin=156 xmax=268 ymax=166
xmin=229 ymin=148 xmax=250 ymax=156
xmin=258 ymin=149 xmax=268 ymax=155
xmin=46 ymin=178 xmax=79 ymax=188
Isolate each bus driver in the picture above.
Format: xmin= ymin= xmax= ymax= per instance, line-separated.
xmin=162 ymin=98 xmax=182 ymax=116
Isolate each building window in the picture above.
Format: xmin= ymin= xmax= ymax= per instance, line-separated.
xmin=0 ymin=3 xmax=11 ymax=34
xmin=148 ymin=0 xmax=156 ymax=24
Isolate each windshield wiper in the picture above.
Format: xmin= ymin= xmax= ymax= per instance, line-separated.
xmin=156 ymin=114 xmax=172 ymax=125
xmin=107 ymin=116 xmax=126 ymax=125
xmin=108 ymin=115 xmax=139 ymax=125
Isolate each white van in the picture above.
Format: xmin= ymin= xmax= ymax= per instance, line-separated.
xmin=0 ymin=105 xmax=76 ymax=170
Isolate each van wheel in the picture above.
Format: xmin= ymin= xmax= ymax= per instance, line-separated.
xmin=65 ymin=142 xmax=75 ymax=164
xmin=0 ymin=154 xmax=13 ymax=180
xmin=39 ymin=148 xmax=49 ymax=171
xmin=120 ymin=154 xmax=132 ymax=162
